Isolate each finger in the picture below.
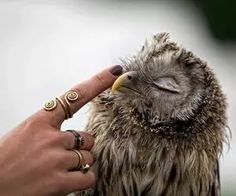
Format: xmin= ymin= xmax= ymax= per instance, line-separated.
xmin=64 ymin=170 xmax=96 ymax=192
xmin=62 ymin=131 xmax=94 ymax=150
xmin=35 ymin=65 xmax=122 ymax=127
xmin=64 ymin=150 xmax=94 ymax=171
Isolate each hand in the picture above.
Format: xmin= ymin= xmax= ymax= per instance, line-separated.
xmin=0 ymin=65 xmax=123 ymax=196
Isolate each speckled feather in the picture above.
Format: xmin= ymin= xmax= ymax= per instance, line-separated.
xmin=76 ymin=33 xmax=227 ymax=196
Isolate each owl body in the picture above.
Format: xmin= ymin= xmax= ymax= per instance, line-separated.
xmin=79 ymin=33 xmax=227 ymax=196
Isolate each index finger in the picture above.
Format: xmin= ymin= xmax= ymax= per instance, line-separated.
xmin=36 ymin=65 xmax=123 ymax=127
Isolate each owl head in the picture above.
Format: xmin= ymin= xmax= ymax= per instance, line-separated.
xmin=98 ymin=33 xmax=226 ymax=137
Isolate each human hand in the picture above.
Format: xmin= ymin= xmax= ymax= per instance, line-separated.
xmin=0 ymin=65 xmax=123 ymax=196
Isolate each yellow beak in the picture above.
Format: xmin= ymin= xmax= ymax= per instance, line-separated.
xmin=111 ymin=71 xmax=137 ymax=93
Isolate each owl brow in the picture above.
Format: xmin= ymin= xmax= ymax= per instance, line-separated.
xmin=139 ymin=64 xmax=154 ymax=82
xmin=157 ymin=75 xmax=179 ymax=84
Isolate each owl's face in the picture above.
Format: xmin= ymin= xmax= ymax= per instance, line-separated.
xmin=109 ymin=33 xmax=207 ymax=128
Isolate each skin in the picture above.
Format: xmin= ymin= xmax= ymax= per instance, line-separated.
xmin=0 ymin=66 xmax=119 ymax=196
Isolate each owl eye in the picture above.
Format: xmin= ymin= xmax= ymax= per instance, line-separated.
xmin=153 ymin=77 xmax=181 ymax=93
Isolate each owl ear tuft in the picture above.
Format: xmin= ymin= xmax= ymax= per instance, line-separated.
xmin=140 ymin=32 xmax=170 ymax=53
xmin=153 ymin=32 xmax=170 ymax=44
xmin=154 ymin=77 xmax=181 ymax=93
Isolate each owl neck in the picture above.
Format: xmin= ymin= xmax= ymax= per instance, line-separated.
xmin=110 ymin=105 xmax=195 ymax=140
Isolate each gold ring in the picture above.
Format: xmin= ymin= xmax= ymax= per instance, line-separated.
xmin=56 ymin=97 xmax=72 ymax=119
xmin=65 ymin=90 xmax=79 ymax=103
xmin=44 ymin=98 xmax=71 ymax=119
xmin=71 ymin=149 xmax=90 ymax=173
xmin=72 ymin=149 xmax=90 ymax=174
xmin=44 ymin=99 xmax=57 ymax=111
xmin=43 ymin=90 xmax=79 ymax=119
xmin=64 ymin=90 xmax=80 ymax=116
xmin=72 ymin=149 xmax=83 ymax=169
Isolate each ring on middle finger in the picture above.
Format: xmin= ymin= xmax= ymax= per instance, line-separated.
xmin=66 ymin=130 xmax=85 ymax=149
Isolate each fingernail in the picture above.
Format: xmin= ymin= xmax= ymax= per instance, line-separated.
xmin=109 ymin=65 xmax=123 ymax=76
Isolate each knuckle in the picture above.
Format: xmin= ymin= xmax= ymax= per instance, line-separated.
xmin=60 ymin=131 xmax=74 ymax=148
xmin=22 ymin=117 xmax=45 ymax=134
xmin=30 ymin=111 xmax=48 ymax=124
xmin=38 ymin=131 xmax=63 ymax=151
xmin=23 ymin=112 xmax=51 ymax=133
xmin=45 ymin=149 xmax=64 ymax=168
xmin=52 ymin=131 xmax=63 ymax=141
xmin=24 ymin=117 xmax=38 ymax=129
xmin=49 ymin=132 xmax=64 ymax=146
xmin=94 ymin=74 xmax=106 ymax=89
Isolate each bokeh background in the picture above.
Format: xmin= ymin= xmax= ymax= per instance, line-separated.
xmin=0 ymin=0 xmax=235 ymax=195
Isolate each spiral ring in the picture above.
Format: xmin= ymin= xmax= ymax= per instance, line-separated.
xmin=43 ymin=90 xmax=80 ymax=119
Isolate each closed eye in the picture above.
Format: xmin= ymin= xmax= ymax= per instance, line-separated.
xmin=153 ymin=77 xmax=181 ymax=93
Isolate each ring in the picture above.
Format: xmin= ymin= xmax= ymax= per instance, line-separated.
xmin=43 ymin=90 xmax=79 ymax=120
xmin=56 ymin=97 xmax=72 ymax=119
xmin=64 ymin=90 xmax=80 ymax=118
xmin=66 ymin=130 xmax=85 ymax=149
xmin=44 ymin=99 xmax=57 ymax=111
xmin=65 ymin=90 xmax=79 ymax=103
xmin=72 ymin=149 xmax=83 ymax=169
xmin=81 ymin=163 xmax=90 ymax=173
xmin=72 ymin=149 xmax=90 ymax=173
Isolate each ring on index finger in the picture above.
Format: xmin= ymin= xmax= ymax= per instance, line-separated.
xmin=43 ymin=90 xmax=80 ymax=120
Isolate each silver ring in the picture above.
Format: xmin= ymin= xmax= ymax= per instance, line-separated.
xmin=66 ymin=130 xmax=85 ymax=149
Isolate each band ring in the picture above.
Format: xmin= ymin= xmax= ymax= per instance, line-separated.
xmin=71 ymin=149 xmax=90 ymax=173
xmin=72 ymin=149 xmax=83 ymax=169
xmin=66 ymin=130 xmax=85 ymax=149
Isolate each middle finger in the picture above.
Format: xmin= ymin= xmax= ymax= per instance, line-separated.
xmin=60 ymin=130 xmax=95 ymax=150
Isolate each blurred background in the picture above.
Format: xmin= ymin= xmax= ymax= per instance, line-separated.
xmin=0 ymin=0 xmax=235 ymax=195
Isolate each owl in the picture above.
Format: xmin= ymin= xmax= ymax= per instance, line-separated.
xmin=79 ymin=33 xmax=228 ymax=196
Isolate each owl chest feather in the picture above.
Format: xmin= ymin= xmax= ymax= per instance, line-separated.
xmin=85 ymin=107 xmax=219 ymax=196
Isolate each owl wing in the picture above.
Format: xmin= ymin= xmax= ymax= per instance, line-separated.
xmin=208 ymin=160 xmax=221 ymax=196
